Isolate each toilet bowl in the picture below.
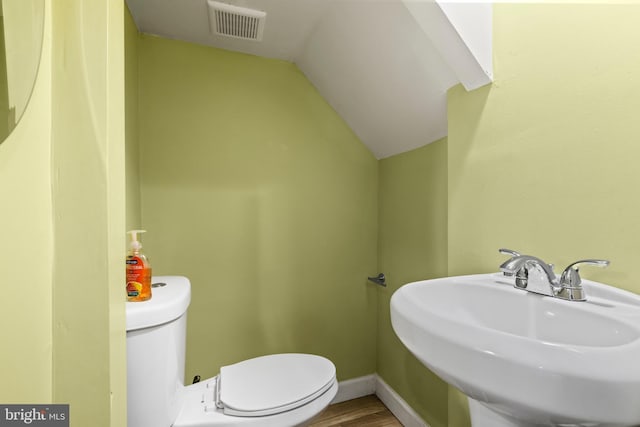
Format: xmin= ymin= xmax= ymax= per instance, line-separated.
xmin=126 ymin=276 xmax=338 ymax=427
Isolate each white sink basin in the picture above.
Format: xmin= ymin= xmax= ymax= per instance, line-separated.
xmin=390 ymin=273 xmax=640 ymax=427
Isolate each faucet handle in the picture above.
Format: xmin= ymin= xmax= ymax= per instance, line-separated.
xmin=499 ymin=248 xmax=521 ymax=257
xmin=559 ymin=259 xmax=610 ymax=287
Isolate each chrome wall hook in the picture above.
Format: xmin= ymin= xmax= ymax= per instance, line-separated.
xmin=368 ymin=273 xmax=386 ymax=287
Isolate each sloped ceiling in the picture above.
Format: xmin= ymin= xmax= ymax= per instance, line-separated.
xmin=126 ymin=0 xmax=492 ymax=159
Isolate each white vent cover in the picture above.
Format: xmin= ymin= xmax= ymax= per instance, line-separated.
xmin=207 ymin=1 xmax=266 ymax=41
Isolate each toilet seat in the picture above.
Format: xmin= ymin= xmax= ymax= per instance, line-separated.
xmin=173 ymin=353 xmax=338 ymax=426
xmin=217 ymin=353 xmax=336 ymax=417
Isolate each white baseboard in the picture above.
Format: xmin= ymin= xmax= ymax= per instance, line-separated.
xmin=333 ymin=374 xmax=429 ymax=427
xmin=332 ymin=374 xmax=376 ymax=404
xmin=375 ymin=375 xmax=429 ymax=427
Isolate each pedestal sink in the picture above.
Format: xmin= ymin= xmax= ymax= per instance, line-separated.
xmin=390 ymin=273 xmax=640 ymax=427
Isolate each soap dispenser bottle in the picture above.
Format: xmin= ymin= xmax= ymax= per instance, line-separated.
xmin=126 ymin=230 xmax=152 ymax=302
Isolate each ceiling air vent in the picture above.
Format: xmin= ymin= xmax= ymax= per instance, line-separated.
xmin=207 ymin=1 xmax=266 ymax=42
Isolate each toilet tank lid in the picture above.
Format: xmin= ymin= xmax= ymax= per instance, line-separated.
xmin=126 ymin=276 xmax=191 ymax=331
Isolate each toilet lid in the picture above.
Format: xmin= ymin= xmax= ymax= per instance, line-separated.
xmin=218 ymin=353 xmax=336 ymax=417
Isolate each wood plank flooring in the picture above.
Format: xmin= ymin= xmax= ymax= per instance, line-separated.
xmin=310 ymin=395 xmax=403 ymax=427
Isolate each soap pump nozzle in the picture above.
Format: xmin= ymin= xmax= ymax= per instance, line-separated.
xmin=127 ymin=229 xmax=146 ymax=254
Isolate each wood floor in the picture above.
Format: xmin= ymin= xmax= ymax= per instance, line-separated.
xmin=310 ymin=395 xmax=403 ymax=427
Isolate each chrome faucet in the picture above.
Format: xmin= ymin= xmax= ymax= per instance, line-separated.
xmin=498 ymin=248 xmax=609 ymax=301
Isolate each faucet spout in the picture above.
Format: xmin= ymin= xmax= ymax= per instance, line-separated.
xmin=500 ymin=255 xmax=556 ymax=282
xmin=499 ymin=252 xmax=559 ymax=296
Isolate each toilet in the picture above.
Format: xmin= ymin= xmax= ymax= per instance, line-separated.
xmin=126 ymin=276 xmax=338 ymax=427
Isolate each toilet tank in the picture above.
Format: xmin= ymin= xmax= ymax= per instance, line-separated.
xmin=126 ymin=276 xmax=191 ymax=427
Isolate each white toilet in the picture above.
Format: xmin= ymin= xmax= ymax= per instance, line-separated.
xmin=126 ymin=276 xmax=338 ymax=427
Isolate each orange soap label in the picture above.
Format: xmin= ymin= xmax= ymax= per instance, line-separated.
xmin=126 ymin=255 xmax=152 ymax=302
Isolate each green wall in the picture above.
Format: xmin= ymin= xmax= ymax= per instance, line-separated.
xmin=377 ymin=139 xmax=448 ymax=427
xmin=0 ymin=2 xmax=127 ymax=426
xmin=449 ymin=3 xmax=640 ymax=293
xmin=125 ymin=7 xmax=141 ymax=230
xmin=51 ymin=1 xmax=127 ymax=426
xmin=0 ymin=17 xmax=11 ymax=138
xmin=2 ymin=0 xmax=43 ymax=125
xmin=0 ymin=0 xmax=52 ymax=405
xmin=136 ymin=36 xmax=379 ymax=382
xmin=376 ymin=3 xmax=640 ymax=426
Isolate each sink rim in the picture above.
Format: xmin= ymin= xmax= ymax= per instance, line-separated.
xmin=398 ymin=273 xmax=640 ymax=349
xmin=391 ymin=274 xmax=640 ymax=373
xmin=390 ymin=273 xmax=640 ymax=424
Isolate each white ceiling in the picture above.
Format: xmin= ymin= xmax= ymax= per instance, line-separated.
xmin=126 ymin=0 xmax=492 ymax=159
